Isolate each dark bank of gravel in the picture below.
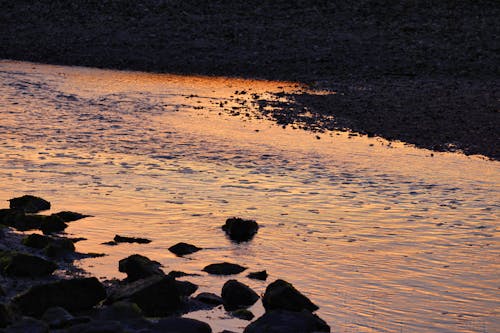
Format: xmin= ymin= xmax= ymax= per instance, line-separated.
xmin=1 ymin=1 xmax=499 ymax=158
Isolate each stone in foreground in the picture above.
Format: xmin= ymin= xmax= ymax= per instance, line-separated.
xmin=9 ymin=195 xmax=50 ymax=213
xmin=118 ymin=254 xmax=164 ymax=282
xmin=222 ymin=217 xmax=259 ymax=242
xmin=244 ymin=310 xmax=330 ymax=333
xmin=149 ymin=317 xmax=212 ymax=333
xmin=262 ymin=279 xmax=319 ymax=313
xmin=12 ymin=277 xmax=106 ymax=316
xmin=221 ymin=280 xmax=259 ymax=310
xmin=202 ymin=262 xmax=247 ymax=275
xmin=168 ymin=242 xmax=202 ymax=256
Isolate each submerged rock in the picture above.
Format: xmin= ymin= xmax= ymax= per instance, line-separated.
xmin=106 ymin=275 xmax=181 ymax=316
xmin=168 ymin=242 xmax=202 ymax=256
xmin=118 ymin=254 xmax=164 ymax=282
xmin=262 ymin=279 xmax=319 ymax=313
xmin=221 ymin=280 xmax=259 ymax=310
xmin=12 ymin=277 xmax=106 ymax=316
xmin=243 ymin=310 xmax=330 ymax=333
xmin=0 ymin=251 xmax=56 ymax=277
xmin=113 ymin=235 xmax=151 ymax=244
xmin=149 ymin=317 xmax=212 ymax=333
xmin=202 ymin=262 xmax=247 ymax=275
xmin=247 ymin=270 xmax=268 ymax=281
xmin=222 ymin=217 xmax=259 ymax=242
xmin=9 ymin=195 xmax=50 ymax=213
xmin=52 ymin=211 xmax=90 ymax=222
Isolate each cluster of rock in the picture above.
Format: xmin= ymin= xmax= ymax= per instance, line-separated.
xmin=0 ymin=196 xmax=330 ymax=332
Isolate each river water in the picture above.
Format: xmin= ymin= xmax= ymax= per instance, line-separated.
xmin=0 ymin=60 xmax=498 ymax=332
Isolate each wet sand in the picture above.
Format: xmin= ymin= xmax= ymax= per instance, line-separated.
xmin=1 ymin=1 xmax=498 ymax=159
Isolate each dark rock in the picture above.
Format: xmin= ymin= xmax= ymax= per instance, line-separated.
xmin=97 ymin=301 xmax=142 ymax=321
xmin=102 ymin=241 xmax=118 ymax=246
xmin=262 ymin=279 xmax=318 ymax=313
xmin=0 ymin=285 xmax=4 ymax=296
xmin=247 ymin=270 xmax=268 ymax=281
xmin=44 ymin=238 xmax=76 ymax=257
xmin=2 ymin=212 xmax=44 ymax=231
xmin=8 ymin=195 xmax=50 ymax=213
xmin=222 ymin=217 xmax=259 ymax=242
xmin=168 ymin=270 xmax=201 ymax=278
xmin=175 ymin=280 xmax=198 ymax=296
xmin=168 ymin=242 xmax=201 ymax=256
xmin=4 ymin=317 xmax=49 ymax=333
xmin=0 ymin=303 xmax=13 ymax=328
xmin=0 ymin=251 xmax=57 ymax=277
xmin=118 ymin=254 xmax=164 ymax=282
xmin=12 ymin=277 xmax=106 ymax=316
xmin=41 ymin=307 xmax=89 ymax=329
xmin=0 ymin=209 xmax=13 ymax=221
xmin=193 ymin=292 xmax=223 ymax=306
xmin=67 ymin=320 xmax=124 ymax=333
xmin=221 ymin=280 xmax=259 ymax=310
xmin=149 ymin=317 xmax=212 ymax=333
xmin=40 ymin=215 xmax=67 ymax=234
xmin=21 ymin=234 xmax=51 ymax=249
xmin=244 ymin=310 xmax=330 ymax=333
xmin=232 ymin=309 xmax=254 ymax=321
xmin=52 ymin=211 xmax=90 ymax=222
xmin=202 ymin=262 xmax=247 ymax=275
xmin=113 ymin=235 xmax=151 ymax=244
xmin=106 ymin=275 xmax=181 ymax=316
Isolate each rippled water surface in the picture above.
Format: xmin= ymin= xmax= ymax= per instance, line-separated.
xmin=0 ymin=61 xmax=498 ymax=332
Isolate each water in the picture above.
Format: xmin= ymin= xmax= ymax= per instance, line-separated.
xmin=0 ymin=60 xmax=498 ymax=332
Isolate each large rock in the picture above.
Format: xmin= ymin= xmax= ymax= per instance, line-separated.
xmin=40 ymin=215 xmax=67 ymax=234
xmin=175 ymin=280 xmax=198 ymax=297
xmin=9 ymin=195 xmax=50 ymax=213
xmin=118 ymin=254 xmax=164 ymax=282
xmin=44 ymin=238 xmax=76 ymax=257
xmin=244 ymin=310 xmax=330 ymax=333
xmin=222 ymin=217 xmax=259 ymax=242
xmin=2 ymin=213 xmax=67 ymax=233
xmin=262 ymin=280 xmax=318 ymax=313
xmin=0 ymin=251 xmax=56 ymax=277
xmin=12 ymin=277 xmax=106 ymax=316
xmin=202 ymin=262 xmax=247 ymax=275
xmin=149 ymin=317 xmax=212 ymax=333
xmin=168 ymin=242 xmax=201 ymax=256
xmin=106 ymin=275 xmax=181 ymax=316
xmin=221 ymin=280 xmax=259 ymax=310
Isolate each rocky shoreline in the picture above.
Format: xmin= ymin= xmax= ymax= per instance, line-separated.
xmin=1 ymin=1 xmax=498 ymax=159
xmin=0 ymin=195 xmax=329 ymax=332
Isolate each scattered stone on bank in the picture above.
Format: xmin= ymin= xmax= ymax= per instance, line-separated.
xmin=221 ymin=280 xmax=259 ymax=310
xmin=247 ymin=270 xmax=268 ymax=281
xmin=52 ymin=211 xmax=90 ymax=222
xmin=222 ymin=217 xmax=259 ymax=242
xmin=262 ymin=279 xmax=319 ymax=313
xmin=118 ymin=254 xmax=164 ymax=282
xmin=149 ymin=317 xmax=212 ymax=333
xmin=244 ymin=310 xmax=330 ymax=333
xmin=193 ymin=292 xmax=224 ymax=306
xmin=8 ymin=195 xmax=50 ymax=213
xmin=113 ymin=235 xmax=151 ymax=244
xmin=168 ymin=242 xmax=202 ymax=256
xmin=12 ymin=277 xmax=106 ymax=317
xmin=231 ymin=309 xmax=254 ymax=321
xmin=202 ymin=262 xmax=247 ymax=275
xmin=175 ymin=280 xmax=198 ymax=297
xmin=3 ymin=317 xmax=49 ymax=333
xmin=0 ymin=251 xmax=57 ymax=277
xmin=105 ymin=275 xmax=181 ymax=316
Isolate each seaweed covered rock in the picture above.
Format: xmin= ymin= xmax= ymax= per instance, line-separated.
xmin=12 ymin=277 xmax=106 ymax=316
xmin=106 ymin=275 xmax=181 ymax=316
xmin=118 ymin=254 xmax=164 ymax=282
xmin=168 ymin=242 xmax=201 ymax=256
xmin=9 ymin=195 xmax=50 ymax=213
xmin=0 ymin=251 xmax=56 ymax=277
xmin=221 ymin=280 xmax=259 ymax=310
xmin=222 ymin=217 xmax=259 ymax=242
xmin=244 ymin=310 xmax=330 ymax=333
xmin=262 ymin=279 xmax=318 ymax=313
xmin=202 ymin=262 xmax=247 ymax=275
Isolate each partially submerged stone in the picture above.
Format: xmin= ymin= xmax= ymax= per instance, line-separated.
xmin=12 ymin=277 xmax=106 ymax=316
xmin=222 ymin=217 xmax=259 ymax=242
xmin=168 ymin=242 xmax=202 ymax=256
xmin=118 ymin=254 xmax=164 ymax=282
xmin=40 ymin=215 xmax=67 ymax=234
xmin=202 ymin=262 xmax=247 ymax=275
xmin=243 ymin=310 xmax=330 ymax=333
xmin=193 ymin=292 xmax=223 ymax=306
xmin=262 ymin=279 xmax=319 ymax=313
xmin=247 ymin=270 xmax=268 ymax=281
xmin=0 ymin=251 xmax=56 ymax=277
xmin=9 ymin=195 xmax=50 ymax=213
xmin=113 ymin=235 xmax=151 ymax=244
xmin=232 ymin=309 xmax=254 ymax=321
xmin=221 ymin=280 xmax=259 ymax=310
xmin=52 ymin=211 xmax=90 ymax=222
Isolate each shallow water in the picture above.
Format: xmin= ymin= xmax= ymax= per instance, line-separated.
xmin=0 ymin=60 xmax=498 ymax=332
